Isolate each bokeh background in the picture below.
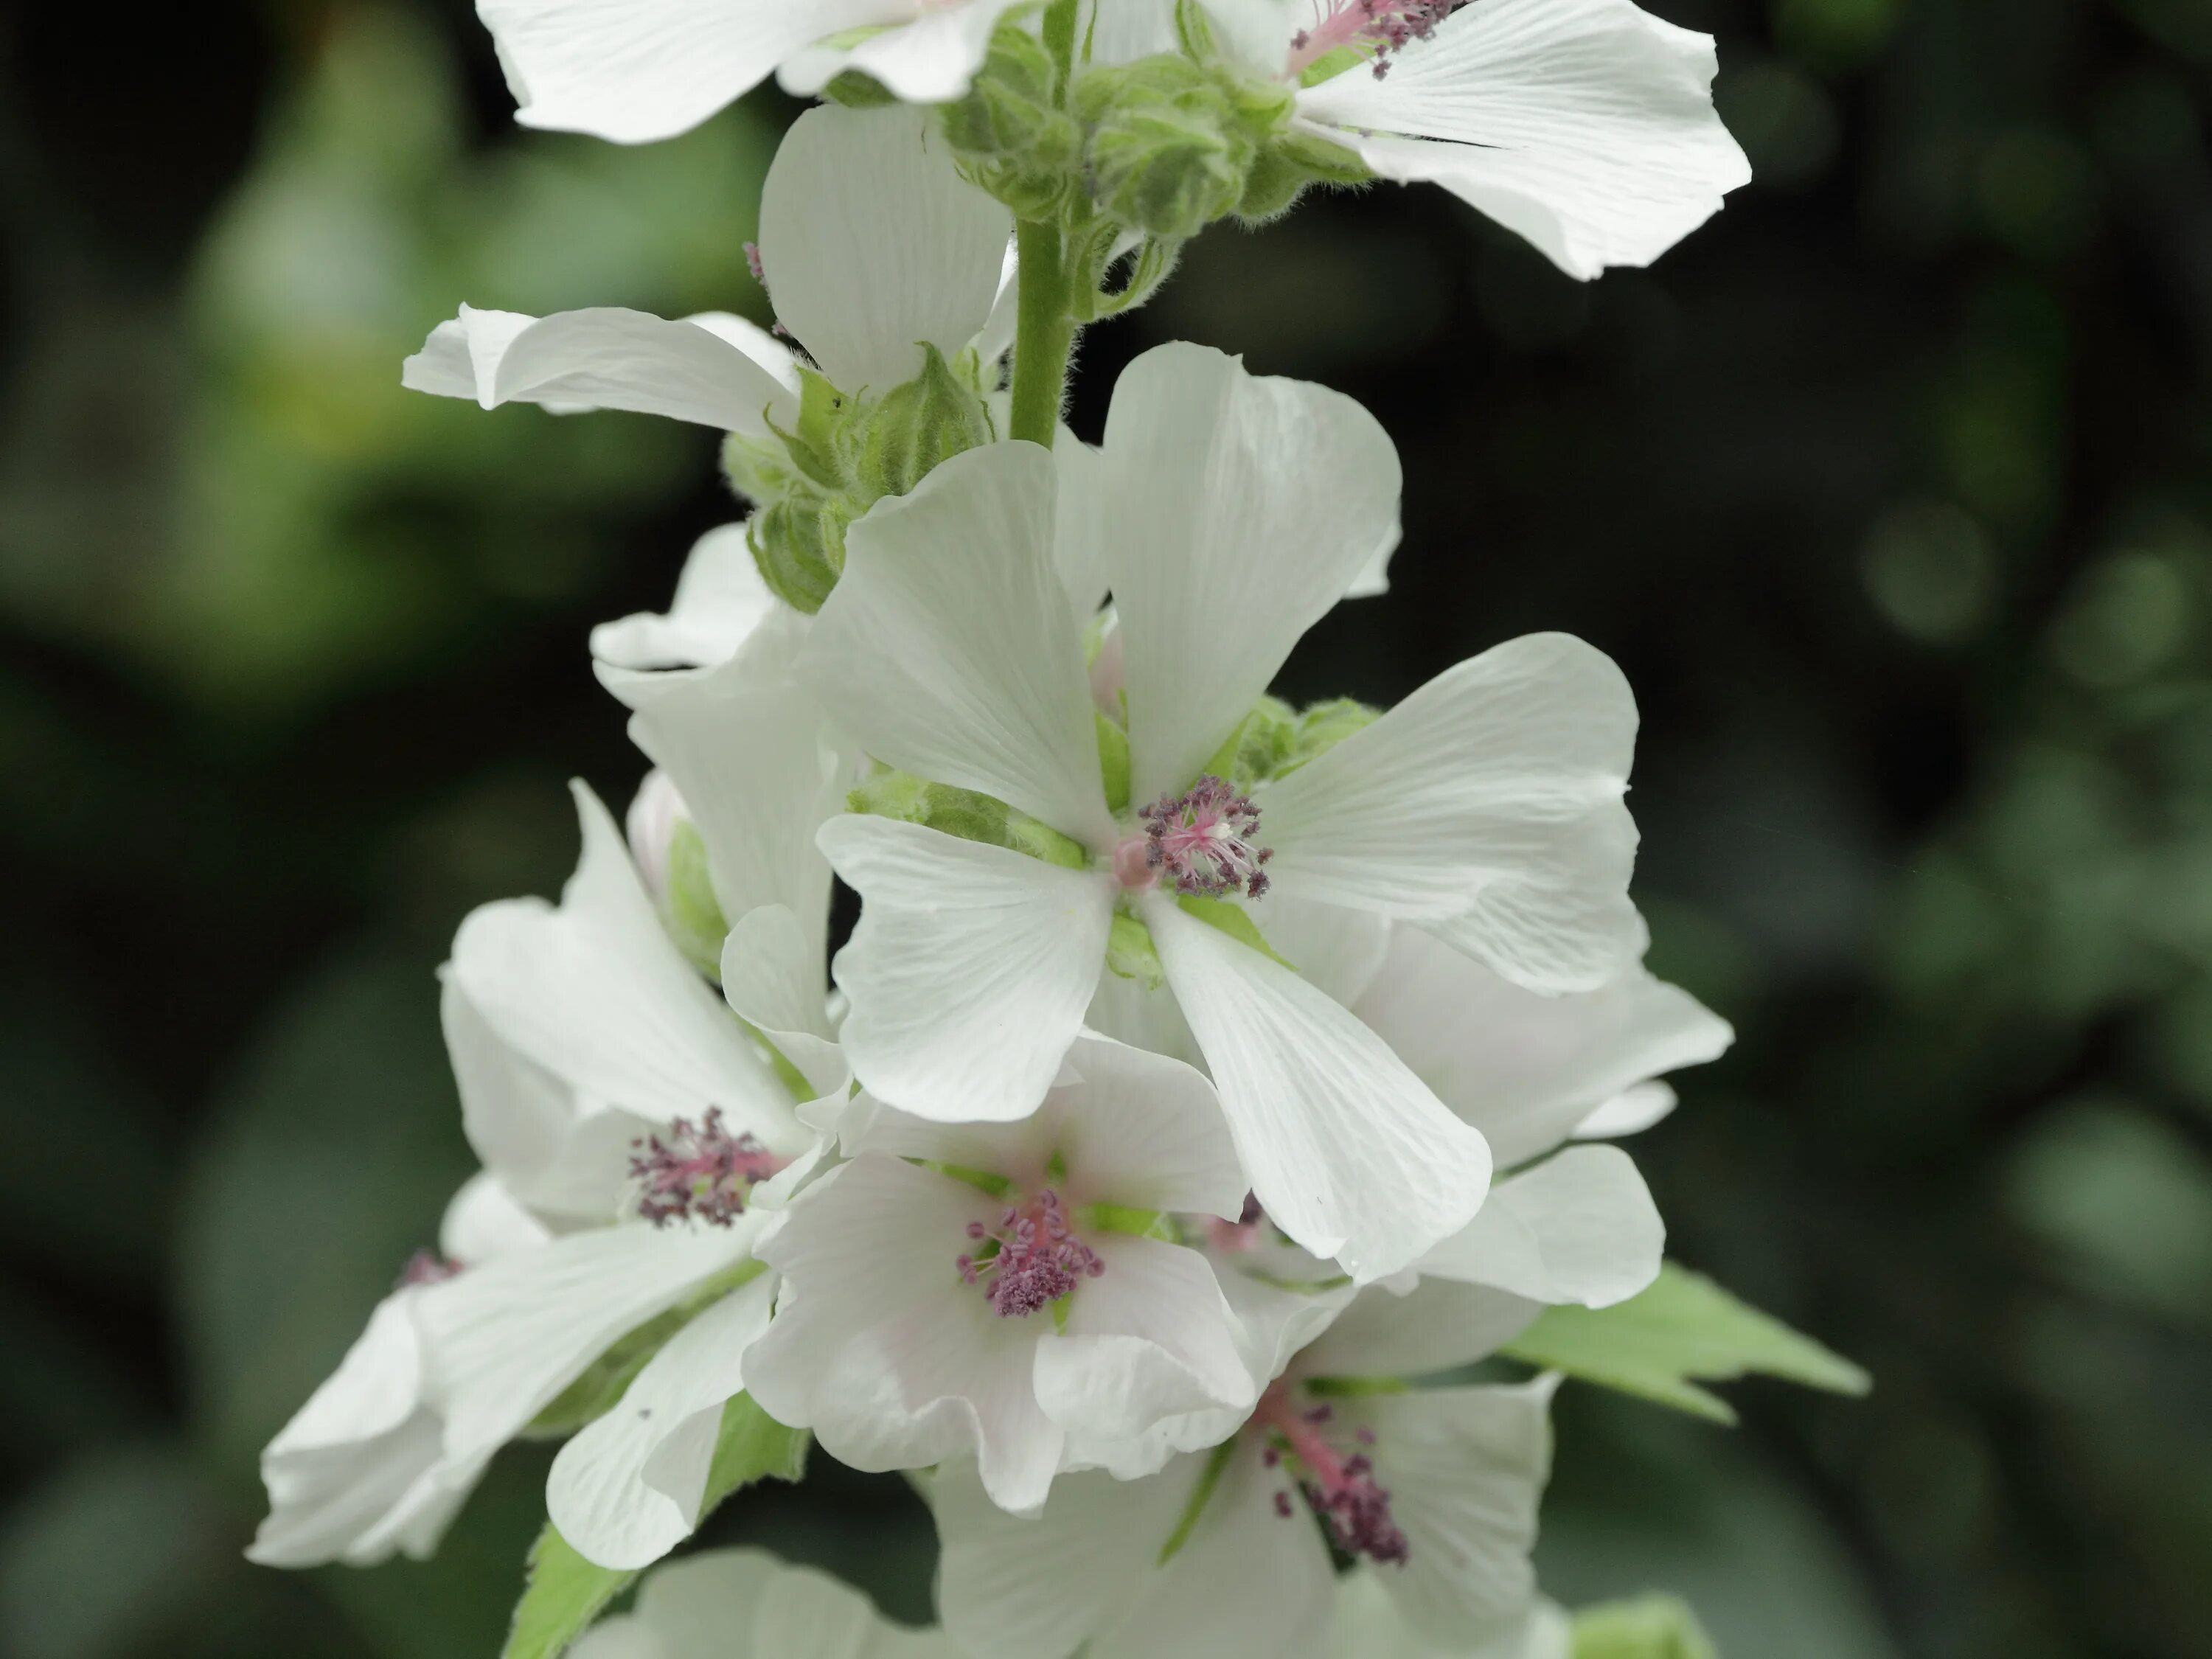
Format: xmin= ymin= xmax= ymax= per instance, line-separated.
xmin=4 ymin=0 xmax=2210 ymax=1655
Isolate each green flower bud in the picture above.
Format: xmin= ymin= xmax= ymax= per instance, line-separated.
xmin=1075 ymin=58 xmax=1254 ymax=240
xmin=1239 ymin=127 xmax=1371 ymax=223
xmin=818 ymin=69 xmax=899 ymax=108
xmin=852 ymin=343 xmax=995 ymax=504
xmin=1568 ymin=1596 xmax=1719 ymax=1659
xmin=749 ymin=490 xmax=852 ymax=615
xmin=941 ymin=20 xmax=1083 ymax=220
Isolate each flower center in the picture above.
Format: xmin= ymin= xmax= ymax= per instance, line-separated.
xmin=1254 ymin=1384 xmax=1410 ymax=1566
xmin=956 ymin=1188 xmax=1104 ymax=1318
xmin=630 ymin=1108 xmax=787 ymax=1227
xmin=1286 ymin=0 xmax=1470 ymax=80
xmin=1124 ymin=776 xmax=1273 ymax=899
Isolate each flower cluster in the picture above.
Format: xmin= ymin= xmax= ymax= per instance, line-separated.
xmin=246 ymin=5 xmax=1850 ymax=1657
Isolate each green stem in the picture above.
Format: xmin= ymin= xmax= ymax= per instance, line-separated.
xmin=1009 ymin=216 xmax=1077 ymax=448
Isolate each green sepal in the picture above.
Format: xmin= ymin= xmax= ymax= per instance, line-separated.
xmin=660 ymin=818 xmax=730 ymax=978
xmin=1301 ymin=1374 xmax=1413 ymax=1399
xmin=921 ymin=1160 xmax=1016 ymax=1199
xmin=1275 ymin=128 xmax=1372 ymax=185
xmin=1569 ymin=1596 xmax=1720 ymax=1659
xmin=1298 ymin=46 xmax=1371 ymax=88
xmin=525 ymin=1259 xmax=768 ymax=1438
xmin=1501 ymin=1262 xmax=1872 ymax=1425
xmin=942 ymin=18 xmax=1084 ymax=220
xmin=1074 ymin=57 xmax=1255 ymax=241
xmin=1008 ymin=813 xmax=1090 ymax=869
xmin=501 ymin=1393 xmax=808 ymax=1659
xmin=1198 ymin=696 xmax=1297 ymax=788
xmin=1281 ymin=697 xmax=1379 ymax=774
xmin=819 ymin=69 xmax=900 ymax=108
xmin=1079 ymin=1203 xmax=1174 ymax=1239
xmin=1096 ymin=711 xmax=1132 ymax=813
xmin=1175 ymin=895 xmax=1295 ymax=970
xmin=1105 ymin=911 xmax=1167 ymax=990
xmin=762 ymin=366 xmax=855 ymax=494
xmin=748 ymin=490 xmax=851 ymax=616
xmin=853 ymin=341 xmax=995 ymax=502
xmin=1156 ymin=1436 xmax=1238 ymax=1565
xmin=848 ymin=771 xmax=1091 ymax=871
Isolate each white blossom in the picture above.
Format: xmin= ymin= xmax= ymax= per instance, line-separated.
xmin=569 ymin=1548 xmax=956 ymax=1658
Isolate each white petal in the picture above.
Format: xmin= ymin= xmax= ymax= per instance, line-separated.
xmin=1258 ymin=633 xmax=1642 ymax=994
xmin=249 ymin=1293 xmax=452 ymax=1568
xmin=1034 ymin=1234 xmax=1257 ymax=1441
xmin=568 ymin=1617 xmax=666 ymax=1659
xmin=1297 ymin=1279 xmax=1543 ymax=1380
xmin=1254 ymin=897 xmax=1394 ymax=1009
xmin=779 ymin=0 xmax=1026 ymax=102
xmin=447 ymin=784 xmax=794 ymax=1139
xmin=605 ymin=616 xmax=841 ymax=964
xmin=975 ymin=243 xmax=1022 ymax=369
xmin=1051 ymin=431 xmax=1112 ymax=623
xmin=1349 ymin=1380 xmax=1557 ymax=1646
xmin=757 ymin=105 xmax=1012 ymax=394
xmin=744 ymin=1157 xmax=1062 ymax=1512
xmin=1329 ymin=1565 xmax=1570 ymax=1659
xmin=1102 ymin=343 xmax=1402 ymax=804
xmin=1416 ymin=1146 xmax=1660 ymax=1308
xmin=1046 ymin=1031 xmax=1248 ymax=1217
xmin=1148 ymin=897 xmax=1489 ymax=1284
xmin=547 ymin=1273 xmax=776 ymax=1571
xmin=801 ymin=443 xmax=1113 ymax=843
xmin=819 ymin=815 xmax=1114 ymax=1123
xmin=627 ymin=1548 xmax=959 ymax=1658
xmin=1084 ymin=969 xmax=1202 ymax=1068
xmin=1572 ymin=1079 xmax=1678 ymax=1140
xmin=933 ymin=1458 xmax=1195 ymax=1659
xmin=479 ymin=0 xmax=890 ymax=143
xmin=720 ymin=905 xmax=844 ymax=1099
xmin=403 ymin=305 xmax=796 ymax=434
xmin=683 ymin=311 xmax=801 ymax=394
xmin=1354 ymin=928 xmax=1730 ymax=1167
xmin=438 ymin=1172 xmax=555 ymax=1265
xmin=413 ymin=1219 xmax=760 ymax=1470
xmin=590 ymin=524 xmax=777 ymax=674
xmin=1294 ymin=0 xmax=1750 ymax=279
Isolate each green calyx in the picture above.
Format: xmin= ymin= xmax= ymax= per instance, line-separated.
xmin=941 ymin=18 xmax=1084 ymax=221
xmin=1199 ymin=694 xmax=1380 ymax=790
xmin=1105 ymin=911 xmax=1166 ymax=989
xmin=848 ymin=770 xmax=1089 ymax=870
xmin=1074 ymin=57 xmax=1257 ymax=242
xmin=726 ymin=350 xmax=995 ymax=614
xmin=659 ymin=818 xmax=731 ymax=978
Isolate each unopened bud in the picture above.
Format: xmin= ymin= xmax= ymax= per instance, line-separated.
xmin=1238 ymin=128 xmax=1372 ymax=222
xmin=1075 ymin=59 xmax=1255 ymax=241
xmin=942 ymin=21 xmax=1083 ymax=220
xmin=854 ymin=344 xmax=995 ymax=503
xmin=749 ymin=491 xmax=853 ymax=615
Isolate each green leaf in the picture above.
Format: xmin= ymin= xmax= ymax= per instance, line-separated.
xmin=502 ymin=1394 xmax=809 ymax=1659
xmin=1503 ymin=1263 xmax=1871 ymax=1425
xmin=1105 ymin=911 xmax=1166 ymax=990
xmin=1176 ymin=895 xmax=1295 ymax=972
xmin=1571 ymin=1594 xmax=1720 ymax=1659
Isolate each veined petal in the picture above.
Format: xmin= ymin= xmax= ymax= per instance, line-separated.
xmin=1298 ymin=1279 xmax=1542 ymax=1380
xmin=439 ymin=1172 xmax=556 ymax=1266
xmin=757 ymin=104 xmax=1012 ymax=394
xmin=1416 ymin=1145 xmax=1661 ymax=1308
xmin=1102 ymin=343 xmax=1402 ymax=804
xmin=802 ymin=444 xmax=1112 ymax=843
xmin=548 ymin=1273 xmax=776 ymax=1571
xmin=1256 ymin=897 xmax=1394 ymax=1010
xmin=745 ymin=1157 xmax=1062 ymax=1512
xmin=403 ymin=305 xmax=796 ymax=434
xmin=1343 ymin=1380 xmax=1557 ymax=1645
xmin=1354 ymin=929 xmax=1731 ymax=1167
xmin=598 ymin=1548 xmax=959 ymax=1658
xmin=479 ymin=0 xmax=894 ymax=144
xmin=446 ymin=785 xmax=793 ymax=1138
xmin=412 ymin=1219 xmax=761 ymax=1472
xmin=604 ymin=616 xmax=841 ymax=967
xmin=779 ymin=0 xmax=1026 ymax=102
xmin=1572 ymin=1080 xmax=1678 ymax=1140
xmin=1258 ymin=633 xmax=1642 ymax=995
xmin=1147 ymin=897 xmax=1491 ymax=1284
xmin=720 ymin=905 xmax=844 ymax=1099
xmin=819 ymin=818 xmax=1113 ymax=1125
xmin=1329 ymin=1568 xmax=1569 ymax=1659
xmin=590 ymin=524 xmax=777 ymax=674
xmin=1293 ymin=0 xmax=1750 ymax=279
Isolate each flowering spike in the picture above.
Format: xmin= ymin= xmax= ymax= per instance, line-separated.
xmin=955 ymin=1188 xmax=1105 ymax=1318
xmin=1284 ymin=1 xmax=1472 ymax=81
xmin=1136 ymin=776 xmax=1273 ymax=899
xmin=629 ymin=1107 xmax=784 ymax=1227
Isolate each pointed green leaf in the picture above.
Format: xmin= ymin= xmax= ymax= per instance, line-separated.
xmin=1503 ymin=1263 xmax=1870 ymax=1425
xmin=501 ymin=1393 xmax=809 ymax=1659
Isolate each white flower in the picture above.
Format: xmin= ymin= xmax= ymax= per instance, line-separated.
xmin=932 ymin=1278 xmax=1559 ymax=1659
xmin=742 ymin=1032 xmax=1259 ymax=1514
xmin=479 ymin=0 xmax=1030 ymax=145
xmin=1329 ymin=1568 xmax=1573 ymax=1659
xmin=1206 ymin=0 xmax=1750 ymax=279
xmin=1354 ymin=926 xmax=1733 ymax=1306
xmin=401 ymin=103 xmax=1012 ymax=434
xmin=798 ymin=341 xmax=1642 ymax=1282
xmin=569 ymin=1548 xmax=956 ymax=1659
xmin=593 ymin=524 xmax=779 ymax=679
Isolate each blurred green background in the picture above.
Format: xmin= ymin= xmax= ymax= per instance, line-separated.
xmin=3 ymin=1 xmax=2209 ymax=1655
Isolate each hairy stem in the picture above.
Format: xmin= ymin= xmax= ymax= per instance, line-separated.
xmin=1009 ymin=216 xmax=1077 ymax=448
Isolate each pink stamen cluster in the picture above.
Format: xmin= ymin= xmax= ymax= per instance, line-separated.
xmin=630 ymin=1107 xmax=785 ymax=1228
xmin=1138 ymin=776 xmax=1273 ymax=899
xmin=1257 ymin=1388 xmax=1411 ymax=1566
xmin=1287 ymin=0 xmax=1470 ymax=80
xmin=957 ymin=1189 xmax=1104 ymax=1318
xmin=397 ymin=1249 xmax=460 ymax=1288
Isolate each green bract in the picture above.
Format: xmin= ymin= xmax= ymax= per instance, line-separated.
xmin=847 ymin=770 xmax=1088 ymax=870
xmin=659 ymin=818 xmax=731 ymax=979
xmin=1075 ymin=58 xmax=1255 ymax=241
xmin=940 ymin=21 xmax=1082 ymax=221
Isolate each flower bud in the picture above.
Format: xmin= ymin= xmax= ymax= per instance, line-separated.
xmin=1075 ymin=58 xmax=1255 ymax=241
xmin=748 ymin=490 xmax=852 ymax=615
xmin=941 ymin=21 xmax=1083 ymax=220
xmin=852 ymin=344 xmax=995 ymax=504
xmin=1238 ymin=128 xmax=1374 ymax=223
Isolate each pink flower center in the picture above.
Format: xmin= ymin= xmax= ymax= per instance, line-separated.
xmin=1127 ymin=776 xmax=1273 ymax=899
xmin=956 ymin=1188 xmax=1105 ymax=1318
xmin=1285 ymin=0 xmax=1469 ymax=80
xmin=1254 ymin=1383 xmax=1410 ymax=1566
xmin=630 ymin=1107 xmax=787 ymax=1227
